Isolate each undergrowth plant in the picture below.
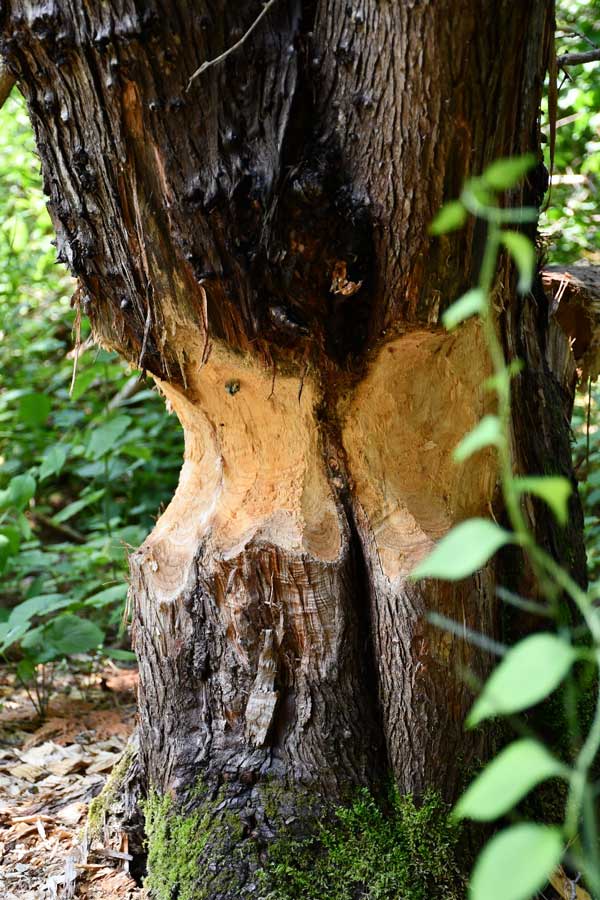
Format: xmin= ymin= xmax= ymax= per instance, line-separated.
xmin=0 ymin=94 xmax=183 ymax=716
xmin=416 ymin=156 xmax=600 ymax=899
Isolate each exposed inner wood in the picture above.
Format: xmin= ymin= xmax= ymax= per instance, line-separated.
xmin=129 ymin=329 xmax=380 ymax=795
xmin=342 ymin=321 xmax=496 ymax=580
xmin=342 ymin=321 xmax=497 ymax=794
xmin=129 ymin=316 xmax=497 ymax=796
xmin=141 ymin=334 xmax=342 ymax=608
xmin=140 ymin=319 xmax=495 ymax=606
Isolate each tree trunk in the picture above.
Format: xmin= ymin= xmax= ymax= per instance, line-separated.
xmin=0 ymin=0 xmax=585 ymax=895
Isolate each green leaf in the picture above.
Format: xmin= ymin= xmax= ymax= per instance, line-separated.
xmin=0 ymin=527 xmax=19 ymax=573
xmin=7 ymin=216 xmax=29 ymax=252
xmin=16 ymin=657 xmax=36 ymax=684
xmin=411 ymin=519 xmax=511 ymax=581
xmin=469 ymin=824 xmax=562 ymax=900
xmin=38 ymin=445 xmax=68 ymax=481
xmin=468 ymin=634 xmax=578 ymax=727
xmin=102 ymin=647 xmax=137 ymax=662
xmin=18 ymin=393 xmax=51 ymax=426
xmin=454 ymin=416 xmax=503 ymax=462
xmin=442 ymin=289 xmax=486 ymax=330
xmin=87 ymin=415 xmax=132 ymax=460
xmin=0 ymin=525 xmax=20 ymax=556
xmin=429 ymin=201 xmax=467 ymax=236
xmin=83 ymin=584 xmax=128 ymax=608
xmin=19 ymin=624 xmax=53 ymax=660
xmin=0 ymin=619 xmax=31 ymax=653
xmin=484 ymin=359 xmax=524 ymax=392
xmin=0 ymin=473 xmax=36 ymax=511
xmin=482 ymin=154 xmax=536 ymax=191
xmin=514 ymin=476 xmax=572 ymax=527
xmin=455 ymin=739 xmax=565 ymax=821
xmin=52 ymin=488 xmax=105 ymax=523
xmin=70 ymin=368 xmax=98 ymax=402
xmin=0 ymin=534 xmax=11 ymax=572
xmin=8 ymin=593 xmax=74 ymax=628
xmin=16 ymin=510 xmax=33 ymax=539
xmin=501 ymin=231 xmax=535 ymax=293
xmin=42 ymin=614 xmax=104 ymax=657
xmin=465 ymin=179 xmax=496 ymax=208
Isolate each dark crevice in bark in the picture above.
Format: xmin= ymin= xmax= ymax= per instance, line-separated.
xmin=262 ymin=141 xmax=376 ymax=364
xmin=319 ymin=391 xmax=391 ymax=783
xmin=341 ymin=487 xmax=392 ymax=785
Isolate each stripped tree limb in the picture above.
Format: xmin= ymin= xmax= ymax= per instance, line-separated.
xmin=557 ymin=49 xmax=600 ymax=67
xmin=0 ymin=61 xmax=15 ymax=108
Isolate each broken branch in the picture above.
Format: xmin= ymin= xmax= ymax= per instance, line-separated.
xmin=557 ymin=49 xmax=600 ymax=67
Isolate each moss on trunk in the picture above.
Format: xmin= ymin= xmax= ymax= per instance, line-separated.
xmin=88 ymin=742 xmax=137 ymax=841
xmin=143 ymin=781 xmax=466 ymax=900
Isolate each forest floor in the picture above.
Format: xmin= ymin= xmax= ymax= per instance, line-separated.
xmin=0 ymin=660 xmax=143 ymax=899
xmin=0 ymin=662 xmax=588 ymax=900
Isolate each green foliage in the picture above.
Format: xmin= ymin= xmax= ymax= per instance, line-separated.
xmin=481 ymin=155 xmax=536 ymax=192
xmin=426 ymin=151 xmax=600 ymax=897
xmin=540 ymin=0 xmax=600 ymax=263
xmin=429 ymin=201 xmax=467 ymax=236
xmin=261 ymin=788 xmax=465 ymax=900
xmin=469 ymin=824 xmax=564 ymax=900
xmin=573 ymin=384 xmax=600 ymax=588
xmin=513 ymin=476 xmax=572 ymax=527
xmin=499 ymin=232 xmax=535 ymax=293
xmin=441 ymin=288 xmax=485 ymax=330
xmin=0 ymin=93 xmax=182 ymax=714
xmin=467 ymin=634 xmax=579 ymax=727
xmin=454 ymin=740 xmax=565 ymax=823
xmin=412 ymin=519 xmax=512 ymax=581
xmin=453 ymin=416 xmax=503 ymax=462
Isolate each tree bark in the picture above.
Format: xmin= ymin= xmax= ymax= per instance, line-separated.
xmin=0 ymin=0 xmax=585 ymax=895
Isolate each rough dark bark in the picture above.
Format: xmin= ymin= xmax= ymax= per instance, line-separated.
xmin=0 ymin=1 xmax=586 ymax=896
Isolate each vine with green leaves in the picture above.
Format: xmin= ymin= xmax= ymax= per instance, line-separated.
xmin=415 ymin=157 xmax=600 ymax=900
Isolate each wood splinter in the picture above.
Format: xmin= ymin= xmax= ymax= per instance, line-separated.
xmin=244 ymin=629 xmax=280 ymax=747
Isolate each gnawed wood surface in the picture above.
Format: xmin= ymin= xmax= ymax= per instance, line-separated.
xmin=0 ymin=1 xmax=586 ymax=895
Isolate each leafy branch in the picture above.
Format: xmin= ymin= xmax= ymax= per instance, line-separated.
xmin=420 ymin=155 xmax=600 ymax=899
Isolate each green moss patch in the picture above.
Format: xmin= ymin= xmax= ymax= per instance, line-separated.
xmin=142 ymin=782 xmax=465 ymax=900
xmin=143 ymin=785 xmax=252 ymax=900
xmin=144 ymin=791 xmax=211 ymax=900
xmin=259 ymin=787 xmax=465 ymax=900
xmin=87 ymin=743 xmax=136 ymax=841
